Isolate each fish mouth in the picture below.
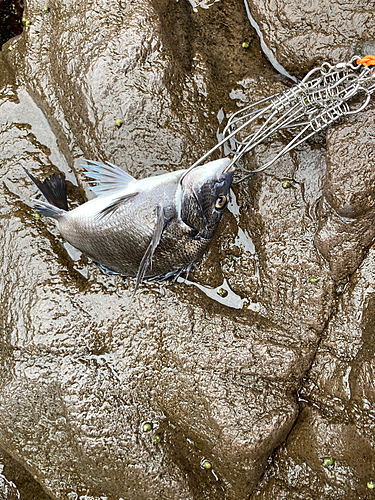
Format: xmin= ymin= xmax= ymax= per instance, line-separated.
xmin=215 ymin=167 xmax=235 ymax=194
xmin=220 ymin=166 xmax=235 ymax=184
xmin=224 ymin=164 xmax=236 ymax=174
xmin=180 ymin=158 xmax=234 ymax=196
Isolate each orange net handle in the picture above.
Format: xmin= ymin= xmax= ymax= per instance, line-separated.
xmin=356 ymin=55 xmax=375 ymax=67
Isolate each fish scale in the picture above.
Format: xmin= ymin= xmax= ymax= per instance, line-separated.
xmin=61 ymin=199 xmax=172 ymax=277
xmin=26 ymin=158 xmax=234 ymax=292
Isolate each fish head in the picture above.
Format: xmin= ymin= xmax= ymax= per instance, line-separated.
xmin=180 ymin=158 xmax=234 ymax=238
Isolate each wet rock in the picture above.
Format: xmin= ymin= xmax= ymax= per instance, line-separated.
xmin=0 ymin=0 xmax=374 ymax=499
xmin=251 ymin=406 xmax=375 ymax=500
xmin=5 ymin=0 xmax=269 ymax=181
xmin=0 ymin=473 xmax=20 ymax=500
xmin=251 ymin=247 xmax=375 ymax=499
xmin=0 ymin=465 xmax=20 ymax=500
xmin=0 ymin=165 xmax=302 ymax=499
xmin=0 ymin=2 xmax=318 ymax=499
xmin=0 ymin=0 xmax=23 ymax=47
xmin=246 ymin=0 xmax=375 ymax=75
xmin=0 ymin=448 xmax=52 ymax=500
xmin=314 ymin=104 xmax=375 ymax=281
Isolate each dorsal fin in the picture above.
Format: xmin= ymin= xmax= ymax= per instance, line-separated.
xmin=82 ymin=160 xmax=135 ymax=195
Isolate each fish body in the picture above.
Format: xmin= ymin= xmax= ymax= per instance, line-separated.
xmin=26 ymin=158 xmax=234 ymax=290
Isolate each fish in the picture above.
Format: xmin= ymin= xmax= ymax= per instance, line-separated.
xmin=25 ymin=158 xmax=235 ymax=292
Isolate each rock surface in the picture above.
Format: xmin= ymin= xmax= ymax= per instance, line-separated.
xmin=0 ymin=0 xmax=374 ymax=499
xmin=0 ymin=448 xmax=51 ymax=500
xmin=314 ymin=105 xmax=375 ymax=281
xmin=246 ymin=0 xmax=375 ymax=76
xmin=251 ymin=248 xmax=375 ymax=499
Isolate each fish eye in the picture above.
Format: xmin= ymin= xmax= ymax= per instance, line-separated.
xmin=215 ymin=195 xmax=227 ymax=209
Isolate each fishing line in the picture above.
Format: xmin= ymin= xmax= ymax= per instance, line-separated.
xmin=180 ymin=55 xmax=375 ymax=185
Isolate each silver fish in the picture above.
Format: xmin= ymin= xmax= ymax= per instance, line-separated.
xmin=25 ymin=159 xmax=234 ymax=291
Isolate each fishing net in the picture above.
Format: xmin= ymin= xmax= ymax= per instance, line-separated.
xmin=183 ymin=55 xmax=375 ymax=183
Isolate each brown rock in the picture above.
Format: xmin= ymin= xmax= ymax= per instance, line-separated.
xmin=1 ymin=0 xmax=374 ymax=498
xmin=246 ymin=0 xmax=375 ymax=76
xmin=315 ymin=105 xmax=375 ymax=281
xmin=252 ymin=248 xmax=375 ymax=499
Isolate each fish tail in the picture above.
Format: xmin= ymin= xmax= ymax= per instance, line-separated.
xmin=31 ymin=199 xmax=66 ymax=218
xmin=23 ymin=167 xmax=69 ymax=218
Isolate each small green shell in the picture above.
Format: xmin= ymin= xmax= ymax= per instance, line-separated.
xmin=322 ymin=457 xmax=334 ymax=468
xmin=115 ymin=119 xmax=123 ymax=128
xmin=201 ymin=459 xmax=212 ymax=470
xmin=367 ymin=481 xmax=375 ymax=490
xmin=309 ymin=276 xmax=318 ymax=284
xmin=282 ymin=181 xmax=291 ymax=189
xmin=153 ymin=434 xmax=162 ymax=443
xmin=217 ymin=288 xmax=228 ymax=298
xmin=242 ymin=42 xmax=250 ymax=48
xmin=142 ymin=422 xmax=152 ymax=432
xmin=44 ymin=6 xmax=50 ymax=13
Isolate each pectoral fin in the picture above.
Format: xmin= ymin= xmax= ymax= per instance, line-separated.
xmin=134 ymin=205 xmax=165 ymax=294
xmin=95 ymin=191 xmax=140 ymax=220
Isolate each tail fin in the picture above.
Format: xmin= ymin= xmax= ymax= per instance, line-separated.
xmin=24 ymin=167 xmax=69 ymax=218
xmin=31 ymin=199 xmax=66 ymax=218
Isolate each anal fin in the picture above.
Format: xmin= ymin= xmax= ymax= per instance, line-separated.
xmin=93 ymin=261 xmax=120 ymax=275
